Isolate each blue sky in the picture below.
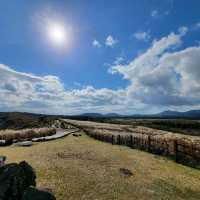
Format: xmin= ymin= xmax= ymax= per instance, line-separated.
xmin=0 ymin=0 xmax=200 ymax=114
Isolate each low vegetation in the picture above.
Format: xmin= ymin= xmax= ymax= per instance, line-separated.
xmin=63 ymin=119 xmax=200 ymax=167
xmin=73 ymin=117 xmax=200 ymax=137
xmin=135 ymin=119 xmax=200 ymax=136
xmin=0 ymin=128 xmax=56 ymax=141
xmin=109 ymin=119 xmax=200 ymax=136
xmin=1 ymin=112 xmax=200 ymax=136
xmin=0 ymin=112 xmax=57 ymax=130
xmin=1 ymin=133 xmax=200 ymax=200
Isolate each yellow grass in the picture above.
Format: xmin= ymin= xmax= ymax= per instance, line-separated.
xmin=1 ymin=132 xmax=200 ymax=200
xmin=0 ymin=128 xmax=56 ymax=141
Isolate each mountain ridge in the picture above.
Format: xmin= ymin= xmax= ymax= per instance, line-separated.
xmin=80 ymin=110 xmax=200 ymax=118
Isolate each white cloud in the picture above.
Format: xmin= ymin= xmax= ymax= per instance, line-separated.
xmin=134 ymin=31 xmax=151 ymax=42
xmin=178 ymin=26 xmax=188 ymax=36
xmin=105 ymin=35 xmax=118 ymax=47
xmin=0 ymin=64 xmax=131 ymax=114
xmin=1 ymin=26 xmax=200 ymax=115
xmin=92 ymin=39 xmax=101 ymax=48
xmin=111 ymin=32 xmax=182 ymax=79
xmin=114 ymin=56 xmax=124 ymax=65
xmin=0 ymin=64 xmax=64 ymax=108
xmin=151 ymin=10 xmax=158 ymax=17
xmin=110 ymin=28 xmax=200 ymax=107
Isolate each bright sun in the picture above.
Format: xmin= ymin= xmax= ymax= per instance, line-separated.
xmin=48 ymin=23 xmax=68 ymax=46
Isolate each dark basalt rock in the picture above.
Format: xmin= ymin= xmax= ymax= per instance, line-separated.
xmin=0 ymin=161 xmax=36 ymax=200
xmin=72 ymin=133 xmax=82 ymax=137
xmin=0 ymin=160 xmax=56 ymax=200
xmin=22 ymin=187 xmax=56 ymax=200
xmin=119 ymin=168 xmax=133 ymax=177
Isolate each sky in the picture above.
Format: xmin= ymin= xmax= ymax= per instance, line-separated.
xmin=0 ymin=0 xmax=200 ymax=115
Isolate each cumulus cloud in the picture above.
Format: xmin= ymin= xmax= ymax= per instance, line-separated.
xmin=105 ymin=35 xmax=118 ymax=47
xmin=110 ymin=28 xmax=200 ymax=107
xmin=1 ymin=26 xmax=200 ymax=115
xmin=92 ymin=39 xmax=101 ymax=48
xmin=134 ymin=31 xmax=151 ymax=42
xmin=110 ymin=32 xmax=182 ymax=78
xmin=0 ymin=64 xmax=130 ymax=114
xmin=0 ymin=64 xmax=65 ymax=108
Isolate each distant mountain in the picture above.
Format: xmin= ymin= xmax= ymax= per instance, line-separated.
xmin=155 ymin=110 xmax=200 ymax=118
xmin=80 ymin=113 xmax=121 ymax=118
xmin=185 ymin=110 xmax=200 ymax=117
xmin=80 ymin=113 xmax=104 ymax=117
xmin=79 ymin=110 xmax=200 ymax=118
xmin=104 ymin=113 xmax=122 ymax=117
xmin=155 ymin=110 xmax=182 ymax=117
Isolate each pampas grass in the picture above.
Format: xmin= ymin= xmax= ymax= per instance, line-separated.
xmin=0 ymin=128 xmax=56 ymax=141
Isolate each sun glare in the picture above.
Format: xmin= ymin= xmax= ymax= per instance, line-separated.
xmin=48 ymin=23 xmax=69 ymax=47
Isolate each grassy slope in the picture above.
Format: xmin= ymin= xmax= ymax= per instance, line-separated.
xmin=1 ymin=132 xmax=200 ymax=200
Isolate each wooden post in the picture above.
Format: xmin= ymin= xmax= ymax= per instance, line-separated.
xmin=147 ymin=135 xmax=151 ymax=152
xmin=112 ymin=135 xmax=114 ymax=145
xmin=174 ymin=140 xmax=178 ymax=162
xmin=130 ymin=135 xmax=133 ymax=148
xmin=133 ymin=136 xmax=135 ymax=148
xmin=118 ymin=135 xmax=121 ymax=145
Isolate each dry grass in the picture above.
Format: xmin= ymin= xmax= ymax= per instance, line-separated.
xmin=0 ymin=128 xmax=56 ymax=141
xmin=63 ymin=119 xmax=199 ymax=138
xmin=63 ymin=119 xmax=200 ymax=167
xmin=1 ymin=132 xmax=200 ymax=200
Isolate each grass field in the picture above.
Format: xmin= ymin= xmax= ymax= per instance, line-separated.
xmin=106 ymin=118 xmax=200 ymax=136
xmin=1 ymin=132 xmax=200 ymax=200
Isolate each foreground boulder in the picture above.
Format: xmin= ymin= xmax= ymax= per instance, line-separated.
xmin=22 ymin=187 xmax=56 ymax=200
xmin=0 ymin=161 xmax=36 ymax=200
xmin=0 ymin=160 xmax=56 ymax=200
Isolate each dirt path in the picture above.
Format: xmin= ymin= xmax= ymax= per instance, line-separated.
xmin=32 ymin=128 xmax=79 ymax=142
